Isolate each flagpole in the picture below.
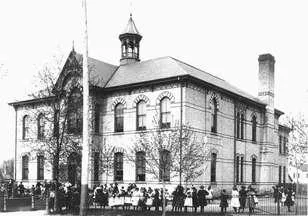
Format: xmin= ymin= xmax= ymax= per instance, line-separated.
xmin=80 ymin=0 xmax=89 ymax=215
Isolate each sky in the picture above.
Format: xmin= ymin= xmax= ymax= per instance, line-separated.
xmin=0 ymin=0 xmax=307 ymax=162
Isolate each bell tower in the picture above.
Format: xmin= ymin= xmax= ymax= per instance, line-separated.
xmin=119 ymin=14 xmax=142 ymax=65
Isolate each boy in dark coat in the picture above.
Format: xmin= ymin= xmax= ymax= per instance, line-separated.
xmin=239 ymin=186 xmax=247 ymax=212
xmin=220 ymin=189 xmax=228 ymax=213
xmin=197 ymin=185 xmax=208 ymax=212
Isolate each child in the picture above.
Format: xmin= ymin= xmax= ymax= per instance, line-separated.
xmin=220 ymin=189 xmax=228 ymax=213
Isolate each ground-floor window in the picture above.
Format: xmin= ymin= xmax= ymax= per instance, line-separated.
xmin=93 ymin=152 xmax=100 ymax=182
xmin=159 ymin=150 xmax=171 ymax=182
xmin=252 ymin=157 xmax=256 ymax=184
xmin=210 ymin=152 xmax=217 ymax=183
xmin=114 ymin=152 xmax=123 ymax=181
xmin=136 ymin=151 xmax=146 ymax=181
xmin=37 ymin=155 xmax=44 ymax=180
xmin=22 ymin=155 xmax=29 ymax=180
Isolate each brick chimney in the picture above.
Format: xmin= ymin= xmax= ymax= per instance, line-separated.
xmin=258 ymin=53 xmax=275 ymax=108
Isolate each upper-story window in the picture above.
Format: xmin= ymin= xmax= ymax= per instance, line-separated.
xmin=67 ymin=88 xmax=82 ymax=134
xmin=211 ymin=99 xmax=218 ymax=133
xmin=94 ymin=104 xmax=100 ymax=134
xmin=114 ymin=103 xmax=124 ymax=132
xmin=236 ymin=111 xmax=245 ymax=139
xmin=252 ymin=116 xmax=257 ymax=142
xmin=37 ymin=113 xmax=45 ymax=140
xmin=236 ymin=112 xmax=240 ymax=139
xmin=22 ymin=115 xmax=30 ymax=140
xmin=240 ymin=114 xmax=245 ymax=139
xmin=137 ymin=100 xmax=146 ymax=130
xmin=160 ymin=97 xmax=171 ymax=129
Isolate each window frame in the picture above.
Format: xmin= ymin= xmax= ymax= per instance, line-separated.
xmin=37 ymin=113 xmax=45 ymax=140
xmin=252 ymin=116 xmax=257 ymax=142
xmin=37 ymin=155 xmax=44 ymax=180
xmin=136 ymin=100 xmax=146 ymax=131
xmin=114 ymin=152 xmax=123 ymax=182
xmin=210 ymin=152 xmax=217 ymax=183
xmin=22 ymin=155 xmax=29 ymax=180
xmin=94 ymin=104 xmax=100 ymax=134
xmin=22 ymin=115 xmax=30 ymax=140
xmin=159 ymin=150 xmax=171 ymax=182
xmin=67 ymin=89 xmax=83 ymax=134
xmin=252 ymin=157 xmax=256 ymax=184
xmin=93 ymin=152 xmax=100 ymax=182
xmin=135 ymin=151 xmax=146 ymax=182
xmin=211 ymin=99 xmax=218 ymax=133
xmin=160 ymin=97 xmax=171 ymax=129
xmin=114 ymin=103 xmax=124 ymax=133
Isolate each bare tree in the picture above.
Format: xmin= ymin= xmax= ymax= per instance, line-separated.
xmin=285 ymin=114 xmax=307 ymax=169
xmin=128 ymin=115 xmax=210 ymax=216
xmin=27 ymin=54 xmax=83 ymax=182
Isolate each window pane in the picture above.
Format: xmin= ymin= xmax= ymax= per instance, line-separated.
xmin=211 ymin=153 xmax=217 ymax=182
xmin=115 ymin=104 xmax=124 ymax=132
xmin=94 ymin=152 xmax=99 ymax=182
xmin=37 ymin=156 xmax=44 ymax=180
xmin=114 ymin=152 xmax=123 ymax=181
xmin=159 ymin=150 xmax=171 ymax=182
xmin=252 ymin=158 xmax=256 ymax=183
xmin=22 ymin=155 xmax=29 ymax=180
xmin=136 ymin=151 xmax=146 ymax=181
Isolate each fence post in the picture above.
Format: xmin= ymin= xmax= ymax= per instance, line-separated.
xmin=3 ymin=195 xmax=7 ymax=212
xmin=277 ymin=197 xmax=280 ymax=215
xmin=31 ymin=194 xmax=35 ymax=210
xmin=45 ymin=192 xmax=49 ymax=214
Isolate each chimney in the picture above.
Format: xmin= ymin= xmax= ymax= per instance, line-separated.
xmin=258 ymin=53 xmax=275 ymax=108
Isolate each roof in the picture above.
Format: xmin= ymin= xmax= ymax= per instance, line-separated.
xmin=121 ymin=14 xmax=141 ymax=35
xmin=74 ymin=53 xmax=118 ymax=88
xmin=105 ymin=56 xmax=265 ymax=105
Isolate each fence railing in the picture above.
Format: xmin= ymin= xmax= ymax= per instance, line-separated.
xmin=0 ymin=193 xmax=307 ymax=215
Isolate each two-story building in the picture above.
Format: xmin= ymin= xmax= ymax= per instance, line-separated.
xmin=9 ymin=14 xmax=289 ymax=192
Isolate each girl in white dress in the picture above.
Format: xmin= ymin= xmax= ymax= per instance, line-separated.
xmin=184 ymin=188 xmax=193 ymax=212
xmin=231 ymin=185 xmax=240 ymax=213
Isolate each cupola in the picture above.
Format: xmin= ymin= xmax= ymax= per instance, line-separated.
xmin=119 ymin=14 xmax=142 ymax=65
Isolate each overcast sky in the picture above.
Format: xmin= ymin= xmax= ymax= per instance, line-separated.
xmin=0 ymin=0 xmax=307 ymax=162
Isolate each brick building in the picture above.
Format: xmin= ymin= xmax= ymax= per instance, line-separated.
xmin=9 ymin=15 xmax=289 ymax=192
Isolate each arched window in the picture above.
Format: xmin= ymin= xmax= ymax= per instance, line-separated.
xmin=136 ymin=151 xmax=146 ymax=181
xmin=159 ymin=150 xmax=171 ymax=182
xmin=252 ymin=157 xmax=256 ymax=184
xmin=114 ymin=103 xmax=124 ymax=132
xmin=22 ymin=155 xmax=29 ymax=180
xmin=252 ymin=116 xmax=257 ymax=142
xmin=67 ymin=89 xmax=82 ymax=134
xmin=137 ymin=100 xmax=146 ymax=130
xmin=240 ymin=114 xmax=245 ymax=139
xmin=37 ymin=155 xmax=44 ymax=180
xmin=114 ymin=152 xmax=123 ymax=181
xmin=22 ymin=115 xmax=30 ymax=140
xmin=93 ymin=152 xmax=100 ymax=182
xmin=211 ymin=99 xmax=218 ymax=133
xmin=160 ymin=97 xmax=171 ymax=129
xmin=37 ymin=113 xmax=45 ymax=140
xmin=210 ymin=152 xmax=217 ymax=183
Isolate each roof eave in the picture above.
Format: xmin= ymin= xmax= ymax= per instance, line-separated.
xmin=8 ymin=96 xmax=55 ymax=108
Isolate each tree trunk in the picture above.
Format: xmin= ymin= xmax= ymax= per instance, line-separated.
xmin=52 ymin=153 xmax=60 ymax=213
xmin=162 ymin=179 xmax=166 ymax=216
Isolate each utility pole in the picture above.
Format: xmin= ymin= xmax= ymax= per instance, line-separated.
xmin=80 ymin=0 xmax=89 ymax=215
